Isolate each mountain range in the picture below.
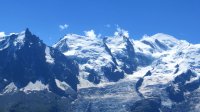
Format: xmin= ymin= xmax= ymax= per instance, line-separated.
xmin=0 ymin=28 xmax=199 ymax=112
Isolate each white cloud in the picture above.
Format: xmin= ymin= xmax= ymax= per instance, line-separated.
xmin=0 ymin=32 xmax=6 ymax=38
xmin=114 ymin=26 xmax=129 ymax=38
xmin=84 ymin=30 xmax=96 ymax=38
xmin=59 ymin=24 xmax=69 ymax=30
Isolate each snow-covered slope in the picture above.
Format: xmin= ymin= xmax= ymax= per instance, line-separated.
xmin=53 ymin=33 xmax=125 ymax=88
xmin=134 ymin=34 xmax=177 ymax=55
xmin=54 ymin=30 xmax=200 ymax=111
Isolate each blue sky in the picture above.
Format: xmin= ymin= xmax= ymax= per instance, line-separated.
xmin=0 ymin=0 xmax=200 ymax=45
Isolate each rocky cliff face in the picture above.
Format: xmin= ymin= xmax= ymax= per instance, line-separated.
xmin=0 ymin=29 xmax=79 ymax=98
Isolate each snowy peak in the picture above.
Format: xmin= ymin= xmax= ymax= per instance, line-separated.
xmin=1 ymin=28 xmax=200 ymax=111
xmin=24 ymin=28 xmax=31 ymax=35
xmin=54 ymin=34 xmax=125 ymax=87
xmin=143 ymin=33 xmax=178 ymax=44
xmin=54 ymin=30 xmax=200 ymax=91
xmin=0 ymin=28 xmax=42 ymax=51
xmin=54 ymin=30 xmax=140 ymax=87
xmin=145 ymin=33 xmax=181 ymax=48
xmin=104 ymin=35 xmax=137 ymax=74
xmin=0 ymin=29 xmax=79 ymax=97
xmin=133 ymin=33 xmax=186 ymax=55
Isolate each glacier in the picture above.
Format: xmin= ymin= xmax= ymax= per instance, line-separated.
xmin=0 ymin=28 xmax=199 ymax=112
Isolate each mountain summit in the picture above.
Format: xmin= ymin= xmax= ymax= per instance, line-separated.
xmin=0 ymin=29 xmax=200 ymax=112
xmin=54 ymin=31 xmax=200 ymax=112
xmin=0 ymin=29 xmax=79 ymax=97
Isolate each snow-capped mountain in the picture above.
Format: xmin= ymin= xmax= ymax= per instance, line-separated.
xmin=131 ymin=34 xmax=200 ymax=111
xmin=53 ymin=33 xmax=126 ymax=88
xmin=53 ymin=29 xmax=142 ymax=88
xmin=0 ymin=29 xmax=79 ymax=98
xmin=104 ymin=30 xmax=137 ymax=74
xmin=54 ymin=29 xmax=200 ymax=112
xmin=0 ymin=28 xmax=200 ymax=112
